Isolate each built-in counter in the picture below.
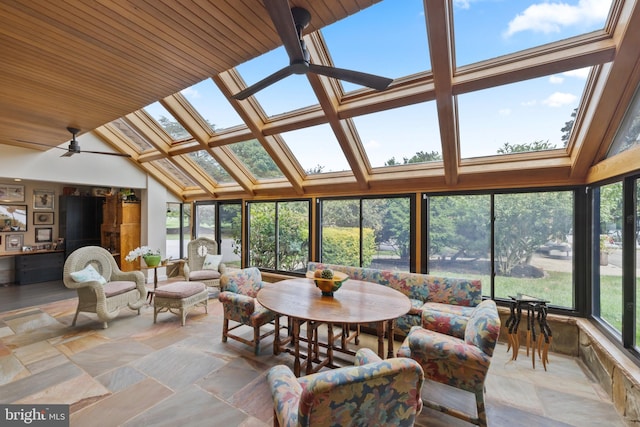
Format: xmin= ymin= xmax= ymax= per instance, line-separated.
xmin=0 ymin=250 xmax=64 ymax=285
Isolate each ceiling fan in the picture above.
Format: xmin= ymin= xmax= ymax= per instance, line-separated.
xmin=17 ymin=127 xmax=131 ymax=158
xmin=232 ymin=0 xmax=393 ymax=100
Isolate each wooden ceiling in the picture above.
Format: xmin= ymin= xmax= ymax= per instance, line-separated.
xmin=2 ymin=0 xmax=640 ymax=201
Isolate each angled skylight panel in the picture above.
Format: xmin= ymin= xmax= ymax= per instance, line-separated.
xmin=453 ymin=0 xmax=614 ymax=67
xmin=227 ymin=140 xmax=285 ymax=180
xmin=458 ymin=68 xmax=592 ymax=159
xmin=352 ymin=101 xmax=441 ymax=168
xmin=180 ymin=79 xmax=244 ymax=132
xmin=143 ymin=101 xmax=191 ymax=141
xmin=188 ymin=150 xmax=236 ymax=184
xmin=152 ymin=158 xmax=198 ymax=187
xmin=608 ymin=84 xmax=640 ymax=158
xmin=235 ymin=47 xmax=318 ymax=117
xmin=321 ymin=0 xmax=430 ymax=93
xmin=110 ymin=118 xmax=153 ymax=152
xmin=281 ymin=124 xmax=350 ymax=174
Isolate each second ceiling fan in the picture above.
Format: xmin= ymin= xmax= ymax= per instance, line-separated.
xmin=232 ymin=0 xmax=393 ymax=100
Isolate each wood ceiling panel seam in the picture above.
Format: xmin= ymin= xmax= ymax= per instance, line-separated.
xmin=196 ymin=0 xmax=275 ymax=55
xmin=56 ymin=0 xmax=210 ymax=80
xmin=149 ymin=0 xmax=254 ymax=66
xmin=98 ymin=1 xmax=226 ymax=72
xmin=0 ymin=4 xmax=205 ymax=88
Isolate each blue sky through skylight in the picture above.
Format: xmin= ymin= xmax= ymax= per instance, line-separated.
xmin=148 ymin=0 xmax=614 ymax=173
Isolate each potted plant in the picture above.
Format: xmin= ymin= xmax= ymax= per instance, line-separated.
xmin=125 ymin=246 xmax=162 ymax=267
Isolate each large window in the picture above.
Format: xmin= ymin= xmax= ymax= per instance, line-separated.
xmin=247 ymin=200 xmax=310 ymax=273
xmin=494 ymin=191 xmax=574 ymax=308
xmin=594 ymin=182 xmax=624 ymax=334
xmin=427 ymin=194 xmax=491 ymax=288
xmin=194 ymin=201 xmax=242 ymax=267
xmin=426 ymin=190 xmax=575 ymax=307
xmin=320 ymin=196 xmax=412 ymax=270
xmin=165 ymin=202 xmax=190 ymax=260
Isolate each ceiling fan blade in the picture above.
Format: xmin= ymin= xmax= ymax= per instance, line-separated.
xmin=80 ymin=150 xmax=132 ymax=158
xmin=264 ymin=0 xmax=306 ymax=62
xmin=61 ymin=151 xmax=75 ymax=157
xmin=232 ymin=66 xmax=294 ymax=100
xmin=308 ymin=64 xmax=393 ymax=91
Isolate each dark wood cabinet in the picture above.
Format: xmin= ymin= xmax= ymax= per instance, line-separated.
xmin=59 ymin=195 xmax=104 ymax=259
xmin=14 ymin=251 xmax=65 ymax=285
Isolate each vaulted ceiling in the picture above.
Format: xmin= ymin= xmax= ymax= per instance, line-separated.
xmin=2 ymin=0 xmax=640 ymax=201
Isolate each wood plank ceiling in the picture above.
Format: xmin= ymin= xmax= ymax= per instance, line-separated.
xmin=1 ymin=0 xmax=640 ymax=201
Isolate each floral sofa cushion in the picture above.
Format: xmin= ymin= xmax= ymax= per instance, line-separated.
xmin=306 ymin=262 xmax=482 ymax=335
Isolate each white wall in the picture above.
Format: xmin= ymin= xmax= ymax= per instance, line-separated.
xmin=0 ymin=134 xmax=175 ymax=284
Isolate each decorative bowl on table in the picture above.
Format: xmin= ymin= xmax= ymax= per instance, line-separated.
xmin=305 ymin=270 xmax=349 ymax=297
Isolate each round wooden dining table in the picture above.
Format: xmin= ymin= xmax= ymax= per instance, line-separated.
xmin=257 ymin=277 xmax=411 ymax=376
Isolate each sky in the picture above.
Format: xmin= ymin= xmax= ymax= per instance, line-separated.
xmin=145 ymin=0 xmax=614 ymax=174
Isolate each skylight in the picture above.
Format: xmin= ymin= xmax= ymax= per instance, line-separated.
xmin=281 ymin=124 xmax=350 ymax=174
xmin=143 ymin=101 xmax=191 ymax=141
xmin=180 ymin=79 xmax=244 ymax=132
xmin=458 ymin=67 xmax=591 ymax=159
xmin=453 ymin=0 xmax=614 ymax=67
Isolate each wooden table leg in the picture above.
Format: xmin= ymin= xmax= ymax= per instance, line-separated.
xmin=386 ymin=319 xmax=395 ymax=359
xmin=292 ymin=319 xmax=301 ymax=377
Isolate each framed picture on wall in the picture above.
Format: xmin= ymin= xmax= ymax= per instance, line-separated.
xmin=0 ymin=184 xmax=25 ymax=202
xmin=0 ymin=204 xmax=27 ymax=231
xmin=35 ymin=227 xmax=53 ymax=243
xmin=34 ymin=211 xmax=54 ymax=225
xmin=33 ymin=189 xmax=55 ymax=210
xmin=5 ymin=234 xmax=23 ymax=251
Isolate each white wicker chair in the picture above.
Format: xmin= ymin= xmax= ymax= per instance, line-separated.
xmin=63 ymin=246 xmax=147 ymax=329
xmin=183 ymin=237 xmax=226 ymax=291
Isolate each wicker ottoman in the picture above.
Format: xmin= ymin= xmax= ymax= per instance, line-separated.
xmin=153 ymin=281 xmax=208 ymax=326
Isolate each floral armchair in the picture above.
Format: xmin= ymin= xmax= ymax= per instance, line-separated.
xmin=267 ymin=348 xmax=424 ymax=427
xmin=184 ymin=237 xmax=226 ymax=290
xmin=218 ymin=267 xmax=275 ymax=355
xmin=397 ymin=299 xmax=501 ymax=427
xmin=63 ymin=246 xmax=147 ymax=329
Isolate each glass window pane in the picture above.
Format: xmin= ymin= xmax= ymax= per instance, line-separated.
xmin=597 ymin=182 xmax=623 ymax=332
xmin=453 ymin=0 xmax=613 ymax=67
xmin=248 ymin=202 xmax=276 ymax=269
xmin=608 ymin=85 xmax=640 ymax=158
xmin=494 ymin=191 xmax=574 ymax=308
xmin=182 ymin=203 xmax=191 ymax=256
xmin=228 ymin=140 xmax=284 ymax=179
xmin=165 ymin=203 xmax=182 ymax=260
xmin=321 ymin=199 xmax=360 ymax=266
xmin=353 ymin=102 xmax=441 ymax=168
xmin=321 ymin=0 xmax=430 ymax=93
xmin=277 ymin=201 xmax=310 ymax=273
xmin=220 ymin=203 xmax=242 ymax=268
xmin=363 ymin=197 xmax=411 ymax=271
xmin=188 ymin=151 xmax=236 ymax=184
xmin=428 ymin=195 xmax=491 ymax=291
xmin=180 ymin=79 xmax=244 ymax=132
xmin=143 ymin=101 xmax=191 ymax=140
xmin=235 ymin=47 xmax=317 ymax=117
xmin=281 ymin=124 xmax=350 ymax=174
xmin=195 ymin=203 xmax=215 ymax=240
xmin=458 ymin=71 xmax=590 ymax=159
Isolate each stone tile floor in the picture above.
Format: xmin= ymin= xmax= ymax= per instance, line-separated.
xmin=0 ymin=295 xmax=628 ymax=426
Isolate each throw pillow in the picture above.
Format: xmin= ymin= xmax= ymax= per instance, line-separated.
xmin=70 ymin=264 xmax=107 ymax=285
xmin=202 ymin=254 xmax=222 ymax=271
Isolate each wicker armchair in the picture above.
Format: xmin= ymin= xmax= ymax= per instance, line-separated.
xmin=183 ymin=237 xmax=226 ymax=290
xmin=63 ymin=246 xmax=147 ymax=329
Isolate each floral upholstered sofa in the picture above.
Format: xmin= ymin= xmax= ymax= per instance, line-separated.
xmin=306 ymin=262 xmax=482 ymax=335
